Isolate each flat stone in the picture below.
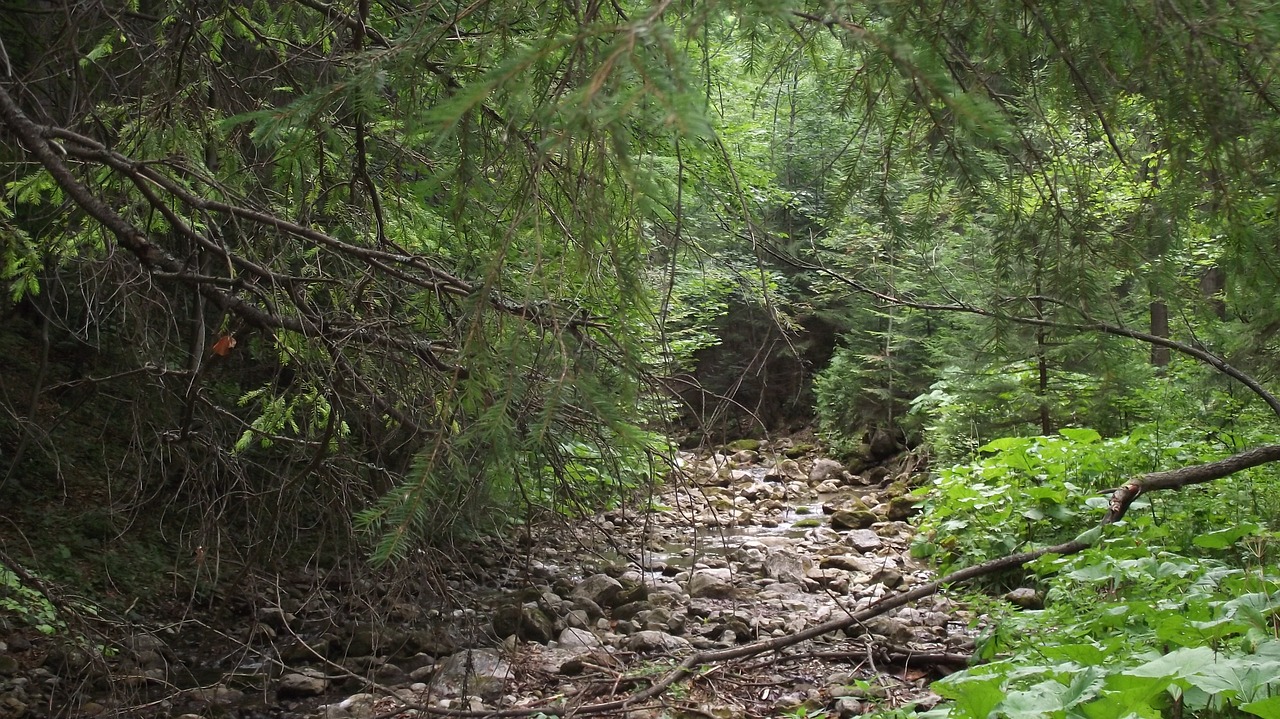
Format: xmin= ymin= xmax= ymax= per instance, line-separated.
xmin=557 ymin=627 xmax=603 ymax=649
xmin=818 ymin=555 xmax=879 ymax=573
xmin=278 ymin=670 xmax=327 ymax=697
xmin=1004 ymin=587 xmax=1044 ymax=609
xmin=845 ymin=529 xmax=883 ymax=552
xmin=431 ymin=649 xmax=512 ymax=701
xmin=627 ymin=630 xmax=691 ymax=653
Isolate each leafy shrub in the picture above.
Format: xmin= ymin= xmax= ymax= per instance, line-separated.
xmin=912 ymin=538 xmax=1280 ymax=719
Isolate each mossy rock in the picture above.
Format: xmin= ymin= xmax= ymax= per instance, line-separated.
xmin=882 ymin=480 xmax=911 ymax=498
xmin=886 ymin=496 xmax=920 ymax=521
xmin=783 ymin=443 xmax=815 ymax=458
xmin=830 ymin=509 xmax=877 ymax=530
xmin=793 ymin=518 xmax=822 ymax=528
xmin=726 ymin=439 xmax=761 ymax=452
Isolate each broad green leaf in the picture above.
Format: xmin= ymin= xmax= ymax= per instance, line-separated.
xmin=1194 ymin=524 xmax=1262 ymax=549
xmin=1059 ymin=428 xmax=1102 ymax=444
xmin=1243 ymin=695 xmax=1280 ymax=719
xmin=935 ymin=674 xmax=1007 ymax=719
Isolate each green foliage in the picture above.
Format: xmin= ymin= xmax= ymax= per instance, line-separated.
xmin=918 ymin=540 xmax=1280 ymax=719
xmin=0 ymin=562 xmax=62 ymax=636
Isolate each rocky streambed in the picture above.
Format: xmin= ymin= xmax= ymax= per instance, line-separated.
xmin=0 ymin=440 xmax=988 ymax=718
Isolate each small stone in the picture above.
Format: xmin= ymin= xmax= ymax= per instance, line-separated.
xmin=0 ymin=655 xmax=18 ymax=675
xmin=278 ymin=671 xmax=327 ymax=697
xmin=257 ymin=606 xmax=297 ymax=631
xmin=833 ymin=696 xmax=865 ymax=718
xmin=1004 ymin=587 xmax=1044 ymax=609
xmin=870 ymin=568 xmax=904 ymax=589
xmin=627 ymin=630 xmax=691 ymax=653
xmin=845 ymin=529 xmax=883 ymax=552
xmin=557 ymin=627 xmax=602 ymax=649
xmin=861 ymin=616 xmax=912 ymax=644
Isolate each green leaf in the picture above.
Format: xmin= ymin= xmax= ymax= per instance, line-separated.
xmin=1073 ymin=525 xmax=1104 ymax=546
xmin=934 ymin=673 xmax=1006 ymax=719
xmin=1243 ymin=695 xmax=1280 ymax=719
xmin=1058 ymin=428 xmax=1102 ymax=444
xmin=1194 ymin=524 xmax=1261 ymax=549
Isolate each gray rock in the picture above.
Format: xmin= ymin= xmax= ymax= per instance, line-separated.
xmin=557 ymin=627 xmax=602 ymax=649
xmin=688 ymin=568 xmax=734 ymax=599
xmin=763 ymin=550 xmax=812 ymax=585
xmin=1004 ymin=587 xmax=1044 ymax=609
xmin=627 ymin=630 xmax=691 ymax=653
xmin=809 ymin=458 xmax=846 ymax=484
xmin=833 ymin=696 xmax=866 ymax=718
xmin=572 ymin=596 xmax=605 ymax=620
xmin=635 ymin=607 xmax=673 ymax=632
xmin=814 ymin=479 xmax=843 ymax=493
xmin=186 ymin=684 xmax=245 ymax=707
xmin=430 ymin=649 xmax=512 ymax=702
xmin=0 ymin=655 xmax=17 ymax=675
xmin=321 ymin=693 xmax=377 ymax=719
xmin=870 ymin=567 xmax=904 ymax=589
xmin=861 ymin=616 xmax=912 ymax=644
xmin=845 ymin=529 xmax=883 ymax=552
xmin=572 ymin=574 xmax=623 ymax=608
xmin=612 ymin=600 xmax=648 ymax=621
xmin=257 ymin=607 xmax=297 ymax=631
xmin=492 ymin=603 xmax=555 ymax=644
xmin=773 ymin=455 xmax=803 ymax=478
xmin=277 ymin=670 xmax=327 ymax=697
xmin=819 ymin=554 xmax=879 ymax=573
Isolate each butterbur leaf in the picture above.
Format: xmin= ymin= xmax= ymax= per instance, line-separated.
xmin=1194 ymin=524 xmax=1261 ymax=549
xmin=1058 ymin=428 xmax=1102 ymax=443
xmin=935 ymin=673 xmax=1006 ymax=719
xmin=1243 ymin=696 xmax=1280 ymax=718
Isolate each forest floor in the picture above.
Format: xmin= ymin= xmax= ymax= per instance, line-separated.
xmin=0 ymin=439 xmax=997 ymax=718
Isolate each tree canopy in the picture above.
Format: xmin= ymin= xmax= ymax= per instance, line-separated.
xmin=4 ymin=0 xmax=1280 ymax=575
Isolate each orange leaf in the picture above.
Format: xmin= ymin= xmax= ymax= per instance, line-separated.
xmin=211 ymin=335 xmax=237 ymax=356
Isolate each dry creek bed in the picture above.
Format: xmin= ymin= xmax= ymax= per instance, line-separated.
xmin=0 ymin=440 xmax=1005 ymax=719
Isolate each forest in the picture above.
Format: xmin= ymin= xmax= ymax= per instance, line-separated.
xmin=3 ymin=0 xmax=1280 ymax=717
